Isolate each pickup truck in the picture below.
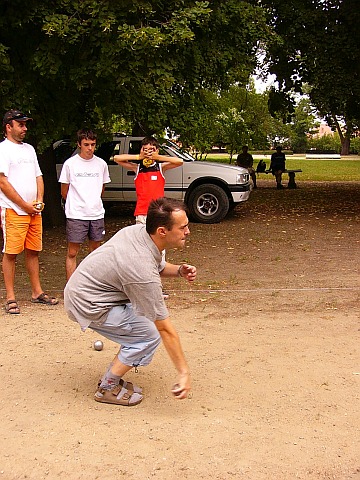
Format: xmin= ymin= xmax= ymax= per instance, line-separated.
xmin=56 ymin=135 xmax=251 ymax=223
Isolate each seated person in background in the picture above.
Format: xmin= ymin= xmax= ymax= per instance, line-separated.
xmin=270 ymin=145 xmax=286 ymax=189
xmin=236 ymin=145 xmax=256 ymax=189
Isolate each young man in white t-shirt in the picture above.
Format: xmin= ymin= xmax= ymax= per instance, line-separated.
xmin=59 ymin=129 xmax=111 ymax=280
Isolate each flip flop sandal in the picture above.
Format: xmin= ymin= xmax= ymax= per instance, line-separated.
xmin=94 ymin=384 xmax=143 ymax=406
xmin=97 ymin=377 xmax=143 ymax=394
xmin=31 ymin=293 xmax=59 ymax=305
xmin=5 ymin=299 xmax=20 ymax=314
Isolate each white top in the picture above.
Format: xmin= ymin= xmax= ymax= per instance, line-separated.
xmin=59 ymin=154 xmax=111 ymax=220
xmin=0 ymin=138 xmax=42 ymax=215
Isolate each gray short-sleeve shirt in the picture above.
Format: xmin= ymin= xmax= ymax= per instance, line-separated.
xmin=64 ymin=224 xmax=168 ymax=330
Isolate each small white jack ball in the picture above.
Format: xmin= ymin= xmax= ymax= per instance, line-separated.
xmin=94 ymin=340 xmax=103 ymax=351
xmin=172 ymin=383 xmax=181 ymax=396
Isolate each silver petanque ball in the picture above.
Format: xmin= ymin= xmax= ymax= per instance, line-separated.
xmin=93 ymin=340 xmax=103 ymax=351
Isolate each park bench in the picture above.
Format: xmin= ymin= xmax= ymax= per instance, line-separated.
xmin=258 ymin=169 xmax=302 ymax=189
xmin=305 ymin=149 xmax=340 ymax=159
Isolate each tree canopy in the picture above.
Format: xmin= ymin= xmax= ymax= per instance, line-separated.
xmin=2 ymin=1 xmax=358 ymax=154
xmin=0 ymin=0 xmax=269 ymax=149
xmin=261 ymin=0 xmax=360 ymax=154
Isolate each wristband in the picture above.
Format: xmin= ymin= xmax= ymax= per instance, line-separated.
xmin=136 ymin=154 xmax=139 ymax=160
xmin=177 ymin=265 xmax=183 ymax=277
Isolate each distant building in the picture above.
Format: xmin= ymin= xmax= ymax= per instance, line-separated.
xmin=313 ymin=123 xmax=334 ymax=138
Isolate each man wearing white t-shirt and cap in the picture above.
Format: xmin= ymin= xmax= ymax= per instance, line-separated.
xmin=59 ymin=129 xmax=111 ymax=280
xmin=0 ymin=109 xmax=58 ymax=314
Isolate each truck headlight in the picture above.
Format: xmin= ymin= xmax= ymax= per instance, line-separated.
xmin=236 ymin=173 xmax=250 ymax=184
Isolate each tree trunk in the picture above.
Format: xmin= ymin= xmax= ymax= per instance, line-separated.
xmin=341 ymin=135 xmax=350 ymax=156
xmin=131 ymin=121 xmax=155 ymax=137
xmin=332 ymin=115 xmax=351 ymax=156
xmin=37 ymin=146 xmax=65 ymax=227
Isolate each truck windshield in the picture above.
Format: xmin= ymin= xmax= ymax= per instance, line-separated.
xmin=162 ymin=140 xmax=195 ymax=162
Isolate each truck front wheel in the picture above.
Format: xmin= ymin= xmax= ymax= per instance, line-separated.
xmin=187 ymin=184 xmax=230 ymax=223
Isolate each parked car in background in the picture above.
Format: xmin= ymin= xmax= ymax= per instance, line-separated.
xmin=56 ymin=135 xmax=251 ymax=223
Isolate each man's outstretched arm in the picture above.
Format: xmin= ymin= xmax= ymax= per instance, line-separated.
xmin=155 ymin=317 xmax=190 ymax=399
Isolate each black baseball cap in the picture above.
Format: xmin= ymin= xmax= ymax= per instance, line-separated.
xmin=3 ymin=109 xmax=33 ymax=126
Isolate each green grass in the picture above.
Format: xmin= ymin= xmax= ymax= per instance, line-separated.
xmin=280 ymin=159 xmax=360 ymax=181
xmin=205 ymin=154 xmax=360 ymax=181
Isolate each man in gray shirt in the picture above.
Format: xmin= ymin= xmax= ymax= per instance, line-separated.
xmin=64 ymin=197 xmax=196 ymax=406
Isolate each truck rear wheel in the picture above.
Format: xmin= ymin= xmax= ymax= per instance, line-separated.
xmin=187 ymin=184 xmax=230 ymax=223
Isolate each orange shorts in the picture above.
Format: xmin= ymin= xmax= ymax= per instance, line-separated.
xmin=1 ymin=208 xmax=43 ymax=254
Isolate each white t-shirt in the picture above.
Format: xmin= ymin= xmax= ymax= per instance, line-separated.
xmin=59 ymin=154 xmax=111 ymax=220
xmin=0 ymin=138 xmax=42 ymax=215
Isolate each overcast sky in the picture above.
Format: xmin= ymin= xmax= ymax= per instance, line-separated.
xmin=253 ymin=73 xmax=277 ymax=93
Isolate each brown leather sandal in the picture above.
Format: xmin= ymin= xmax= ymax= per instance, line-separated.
xmin=97 ymin=377 xmax=142 ymax=394
xmin=31 ymin=293 xmax=59 ymax=305
xmin=94 ymin=384 xmax=143 ymax=406
xmin=5 ymin=299 xmax=20 ymax=314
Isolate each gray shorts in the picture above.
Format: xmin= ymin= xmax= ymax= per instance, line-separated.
xmin=89 ymin=304 xmax=161 ymax=368
xmin=66 ymin=218 xmax=105 ymax=243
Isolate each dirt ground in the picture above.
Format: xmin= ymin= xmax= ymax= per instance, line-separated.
xmin=1 ymin=180 xmax=360 ymax=480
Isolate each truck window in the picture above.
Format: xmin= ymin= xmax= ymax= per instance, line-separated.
xmin=129 ymin=140 xmax=142 ymax=155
